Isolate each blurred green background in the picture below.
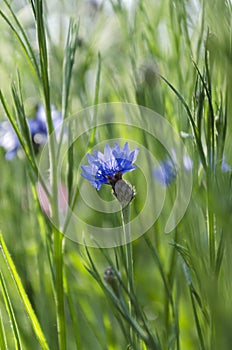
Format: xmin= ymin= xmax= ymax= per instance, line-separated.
xmin=1 ymin=0 xmax=232 ymax=349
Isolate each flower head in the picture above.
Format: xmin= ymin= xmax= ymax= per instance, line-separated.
xmin=153 ymin=156 xmax=177 ymax=186
xmin=153 ymin=150 xmax=193 ymax=187
xmin=29 ymin=104 xmax=62 ymax=147
xmin=81 ymin=142 xmax=139 ymax=190
xmin=0 ymin=104 xmax=62 ymax=160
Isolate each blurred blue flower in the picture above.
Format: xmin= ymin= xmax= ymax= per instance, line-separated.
xmin=81 ymin=142 xmax=139 ymax=190
xmin=153 ymin=150 xmax=193 ymax=187
xmin=153 ymin=156 xmax=177 ymax=186
xmin=0 ymin=121 xmax=21 ymax=160
xmin=29 ymin=104 xmax=62 ymax=144
xmin=221 ymin=155 xmax=231 ymax=172
xmin=0 ymin=104 xmax=62 ymax=160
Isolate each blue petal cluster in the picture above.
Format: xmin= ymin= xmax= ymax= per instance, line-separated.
xmin=0 ymin=104 xmax=62 ymax=160
xmin=0 ymin=121 xmax=21 ymax=160
xmin=153 ymin=156 xmax=177 ymax=186
xmin=30 ymin=104 xmax=62 ymax=140
xmin=221 ymin=155 xmax=231 ymax=173
xmin=153 ymin=150 xmax=193 ymax=187
xmin=81 ymin=142 xmax=139 ymax=190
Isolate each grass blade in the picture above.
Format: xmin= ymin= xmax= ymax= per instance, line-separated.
xmin=0 ymin=271 xmax=22 ymax=350
xmin=0 ymin=232 xmax=50 ymax=350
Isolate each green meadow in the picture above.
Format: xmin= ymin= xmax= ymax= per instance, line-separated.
xmin=0 ymin=0 xmax=232 ymax=349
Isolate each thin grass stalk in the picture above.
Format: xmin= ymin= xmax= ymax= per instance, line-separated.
xmin=11 ymin=78 xmax=36 ymax=159
xmin=88 ymin=52 xmax=102 ymax=149
xmin=0 ymin=271 xmax=22 ymax=350
xmin=0 ymin=233 xmax=50 ymax=350
xmin=192 ymin=60 xmax=215 ymax=168
xmin=10 ymin=77 xmax=56 ymax=194
xmin=59 ymin=18 xmax=79 ymax=147
xmin=205 ymin=35 xmax=215 ymax=171
xmin=0 ymin=91 xmax=37 ymax=176
xmin=120 ymin=205 xmax=136 ymax=346
xmin=145 ymin=235 xmax=180 ymax=349
xmin=181 ymin=1 xmax=192 ymax=55
xmin=216 ymin=93 xmax=227 ymax=162
xmin=96 ymin=245 xmax=158 ymax=348
xmin=84 ymin=244 xmax=154 ymax=347
xmin=215 ymin=230 xmax=225 ymax=278
xmin=207 ymin=190 xmax=215 ymax=270
xmin=182 ymin=257 xmax=208 ymax=350
xmin=67 ymin=125 xmax=74 ymax=204
xmin=53 ymin=228 xmax=66 ymax=350
xmin=60 ymin=18 xmax=78 ymax=212
xmin=167 ymin=230 xmax=180 ymax=349
xmin=34 ymin=0 xmax=58 ymax=220
xmin=145 ymin=237 xmax=174 ymax=312
xmin=0 ymin=308 xmax=8 ymax=350
xmin=190 ymin=291 xmax=206 ymax=350
xmin=34 ymin=2 xmax=66 ymax=348
xmin=61 ymin=19 xmax=80 ymax=221
xmin=0 ymin=89 xmax=50 ymax=199
xmin=121 ymin=206 xmax=134 ymax=295
xmin=192 ymin=60 xmax=217 ymax=270
xmin=159 ymin=74 xmax=207 ymax=169
xmin=62 ymin=51 xmax=101 ymax=230
xmin=1 ymin=0 xmax=40 ymax=79
xmin=100 ymin=246 xmax=155 ymax=343
xmin=196 ymin=1 xmax=205 ymax=64
xmin=63 ymin=270 xmax=81 ymax=349
xmin=66 ymin=260 xmax=107 ymax=349
xmin=58 ymin=20 xmax=79 ymax=233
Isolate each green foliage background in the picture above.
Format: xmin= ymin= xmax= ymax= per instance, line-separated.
xmin=0 ymin=0 xmax=232 ymax=349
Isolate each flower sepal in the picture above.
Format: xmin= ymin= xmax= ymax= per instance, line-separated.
xmin=113 ymin=179 xmax=135 ymax=208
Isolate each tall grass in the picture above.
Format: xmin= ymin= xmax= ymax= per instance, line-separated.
xmin=0 ymin=0 xmax=232 ymax=349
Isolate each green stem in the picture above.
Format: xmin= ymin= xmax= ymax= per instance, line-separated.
xmin=167 ymin=230 xmax=180 ymax=350
xmin=0 ymin=233 xmax=50 ymax=350
xmin=0 ymin=271 xmax=22 ymax=350
xmin=34 ymin=2 xmax=66 ymax=349
xmin=121 ymin=205 xmax=134 ymax=295
xmin=35 ymin=0 xmax=59 ymax=224
xmin=0 ymin=307 xmax=8 ymax=350
xmin=54 ymin=229 xmax=66 ymax=350
xmin=206 ymin=172 xmax=215 ymax=271
xmin=190 ymin=290 xmax=206 ymax=350
xmin=121 ymin=205 xmax=136 ymax=346
xmin=208 ymin=205 xmax=215 ymax=270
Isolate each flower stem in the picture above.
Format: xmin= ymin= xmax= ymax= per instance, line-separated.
xmin=54 ymin=229 xmax=66 ymax=350
xmin=121 ymin=205 xmax=134 ymax=294
xmin=34 ymin=2 xmax=66 ymax=348
xmin=121 ymin=205 xmax=136 ymax=345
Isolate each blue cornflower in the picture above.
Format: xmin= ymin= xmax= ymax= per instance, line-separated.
xmin=0 ymin=104 xmax=62 ymax=160
xmin=0 ymin=121 xmax=21 ymax=160
xmin=153 ymin=156 xmax=177 ymax=186
xmin=153 ymin=150 xmax=193 ymax=187
xmin=221 ymin=155 xmax=231 ymax=172
xmin=29 ymin=104 xmax=62 ymax=146
xmin=81 ymin=142 xmax=139 ymax=190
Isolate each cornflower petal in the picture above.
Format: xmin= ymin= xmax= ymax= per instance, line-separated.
xmin=81 ymin=142 xmax=139 ymax=190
